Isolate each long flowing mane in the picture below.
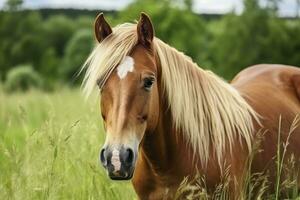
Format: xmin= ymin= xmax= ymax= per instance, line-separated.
xmin=82 ymin=23 xmax=258 ymax=165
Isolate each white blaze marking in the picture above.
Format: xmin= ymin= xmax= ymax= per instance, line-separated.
xmin=117 ymin=56 xmax=134 ymax=79
xmin=111 ymin=149 xmax=121 ymax=172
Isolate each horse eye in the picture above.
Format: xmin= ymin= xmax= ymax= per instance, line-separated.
xmin=143 ymin=77 xmax=155 ymax=91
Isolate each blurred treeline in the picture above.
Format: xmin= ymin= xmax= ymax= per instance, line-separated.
xmin=1 ymin=0 xmax=300 ymax=91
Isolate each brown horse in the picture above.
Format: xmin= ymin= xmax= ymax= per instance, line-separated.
xmin=82 ymin=13 xmax=300 ymax=199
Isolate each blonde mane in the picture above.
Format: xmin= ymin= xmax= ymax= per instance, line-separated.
xmin=82 ymin=23 xmax=258 ymax=165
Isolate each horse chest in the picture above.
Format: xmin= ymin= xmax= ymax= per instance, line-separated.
xmin=133 ymin=165 xmax=180 ymax=199
xmin=147 ymin=187 xmax=175 ymax=200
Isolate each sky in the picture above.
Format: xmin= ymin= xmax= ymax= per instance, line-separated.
xmin=0 ymin=0 xmax=298 ymax=16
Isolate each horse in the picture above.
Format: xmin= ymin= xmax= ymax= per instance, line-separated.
xmin=82 ymin=12 xmax=300 ymax=199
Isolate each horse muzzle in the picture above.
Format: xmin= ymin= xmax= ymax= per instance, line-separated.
xmin=100 ymin=145 xmax=136 ymax=180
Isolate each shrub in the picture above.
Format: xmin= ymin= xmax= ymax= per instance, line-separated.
xmin=5 ymin=65 xmax=43 ymax=92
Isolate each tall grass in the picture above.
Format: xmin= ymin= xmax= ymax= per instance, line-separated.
xmin=275 ymin=114 xmax=300 ymax=199
xmin=1 ymin=88 xmax=299 ymax=199
xmin=0 ymin=89 xmax=136 ymax=200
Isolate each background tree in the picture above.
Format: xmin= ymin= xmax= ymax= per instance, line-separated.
xmin=1 ymin=0 xmax=300 ymax=87
xmin=210 ymin=0 xmax=274 ymax=78
xmin=0 ymin=11 xmax=45 ymax=79
xmin=184 ymin=0 xmax=193 ymax=11
xmin=5 ymin=0 xmax=23 ymax=11
xmin=61 ymin=29 xmax=94 ymax=84
xmin=43 ymin=15 xmax=76 ymax=57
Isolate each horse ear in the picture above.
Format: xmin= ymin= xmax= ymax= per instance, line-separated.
xmin=137 ymin=12 xmax=154 ymax=48
xmin=94 ymin=13 xmax=112 ymax=43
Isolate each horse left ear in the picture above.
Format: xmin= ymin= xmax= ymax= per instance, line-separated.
xmin=137 ymin=12 xmax=154 ymax=48
xmin=94 ymin=13 xmax=112 ymax=43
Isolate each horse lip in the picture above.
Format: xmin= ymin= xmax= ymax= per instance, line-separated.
xmin=109 ymin=175 xmax=132 ymax=181
xmin=108 ymin=170 xmax=134 ymax=180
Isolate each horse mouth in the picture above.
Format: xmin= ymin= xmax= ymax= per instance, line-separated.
xmin=108 ymin=170 xmax=134 ymax=180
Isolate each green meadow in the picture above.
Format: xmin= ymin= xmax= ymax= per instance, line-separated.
xmin=0 ymin=88 xmax=136 ymax=200
xmin=1 ymin=89 xmax=300 ymax=200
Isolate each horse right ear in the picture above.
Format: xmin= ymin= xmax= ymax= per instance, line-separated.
xmin=94 ymin=13 xmax=112 ymax=43
xmin=137 ymin=12 xmax=154 ymax=48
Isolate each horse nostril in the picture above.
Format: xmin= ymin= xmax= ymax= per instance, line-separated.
xmin=100 ymin=148 xmax=106 ymax=166
xmin=124 ymin=148 xmax=134 ymax=165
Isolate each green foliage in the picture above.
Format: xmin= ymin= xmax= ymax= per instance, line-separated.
xmin=0 ymin=11 xmax=45 ymax=77
xmin=0 ymin=0 xmax=300 ymax=88
xmin=61 ymin=29 xmax=94 ymax=83
xmin=184 ymin=0 xmax=193 ymax=11
xmin=4 ymin=0 xmax=23 ymax=11
xmin=209 ymin=0 xmax=300 ymax=79
xmin=5 ymin=65 xmax=43 ymax=92
xmin=283 ymin=20 xmax=300 ymax=65
xmin=43 ymin=15 xmax=76 ymax=57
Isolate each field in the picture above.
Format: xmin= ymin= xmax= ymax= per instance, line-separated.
xmin=0 ymin=88 xmax=136 ymax=200
xmin=1 ymin=88 xmax=300 ymax=200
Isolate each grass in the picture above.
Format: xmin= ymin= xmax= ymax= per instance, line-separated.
xmin=0 ymin=88 xmax=136 ymax=200
xmin=1 ymin=88 xmax=299 ymax=200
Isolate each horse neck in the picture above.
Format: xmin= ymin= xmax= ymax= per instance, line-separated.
xmin=140 ymin=100 xmax=182 ymax=172
xmin=139 ymin=68 xmax=197 ymax=177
